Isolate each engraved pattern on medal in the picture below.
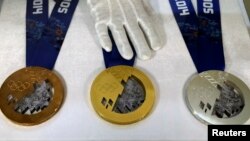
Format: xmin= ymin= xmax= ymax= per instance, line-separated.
xmin=198 ymin=72 xmax=245 ymax=118
xmin=27 ymin=68 xmax=52 ymax=83
xmin=96 ymin=82 xmax=119 ymax=94
xmin=217 ymin=71 xmax=228 ymax=83
xmin=101 ymin=97 xmax=114 ymax=110
xmin=7 ymin=68 xmax=51 ymax=92
xmin=194 ymin=86 xmax=214 ymax=103
xmin=6 ymin=68 xmax=54 ymax=115
xmin=97 ymin=67 xmax=146 ymax=114
xmin=196 ymin=72 xmax=219 ymax=114
xmin=7 ymin=80 xmax=31 ymax=92
xmin=195 ymin=85 xmax=216 ymax=115
xmin=107 ymin=67 xmax=133 ymax=81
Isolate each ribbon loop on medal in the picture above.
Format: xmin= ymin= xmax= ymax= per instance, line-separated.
xmin=103 ymin=30 xmax=136 ymax=68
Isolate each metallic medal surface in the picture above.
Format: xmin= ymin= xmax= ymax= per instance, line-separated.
xmin=0 ymin=67 xmax=64 ymax=126
xmin=185 ymin=70 xmax=250 ymax=124
xmin=91 ymin=65 xmax=155 ymax=124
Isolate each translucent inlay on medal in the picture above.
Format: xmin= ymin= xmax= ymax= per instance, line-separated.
xmin=199 ymin=81 xmax=244 ymax=118
xmin=100 ymin=75 xmax=145 ymax=114
xmin=213 ymin=81 xmax=244 ymax=118
xmin=7 ymin=80 xmax=54 ymax=115
xmin=185 ymin=70 xmax=250 ymax=125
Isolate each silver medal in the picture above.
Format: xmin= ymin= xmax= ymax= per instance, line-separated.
xmin=185 ymin=70 xmax=250 ymax=124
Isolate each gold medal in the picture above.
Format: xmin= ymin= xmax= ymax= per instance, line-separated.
xmin=0 ymin=67 xmax=64 ymax=126
xmin=91 ymin=65 xmax=155 ymax=124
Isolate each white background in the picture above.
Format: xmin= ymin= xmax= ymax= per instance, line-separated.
xmin=0 ymin=0 xmax=250 ymax=140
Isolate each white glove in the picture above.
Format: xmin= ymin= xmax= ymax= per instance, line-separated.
xmin=87 ymin=0 xmax=162 ymax=60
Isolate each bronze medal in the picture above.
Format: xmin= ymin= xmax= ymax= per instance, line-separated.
xmin=0 ymin=67 xmax=64 ymax=125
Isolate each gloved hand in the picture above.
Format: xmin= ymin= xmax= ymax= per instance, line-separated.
xmin=87 ymin=0 xmax=162 ymax=60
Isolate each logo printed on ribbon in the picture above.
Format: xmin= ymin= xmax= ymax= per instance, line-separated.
xmin=26 ymin=0 xmax=79 ymax=69
xmin=169 ymin=0 xmax=225 ymax=72
xmin=33 ymin=0 xmax=43 ymax=14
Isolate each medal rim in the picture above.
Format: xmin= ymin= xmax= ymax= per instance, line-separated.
xmin=90 ymin=65 xmax=155 ymax=125
xmin=184 ymin=70 xmax=250 ymax=125
xmin=0 ymin=67 xmax=64 ymax=126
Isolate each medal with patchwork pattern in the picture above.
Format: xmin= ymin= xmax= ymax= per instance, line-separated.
xmin=0 ymin=0 xmax=78 ymax=125
xmin=170 ymin=0 xmax=250 ymax=124
xmin=90 ymin=30 xmax=155 ymax=124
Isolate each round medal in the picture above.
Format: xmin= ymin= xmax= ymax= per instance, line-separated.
xmin=91 ymin=65 xmax=155 ymax=124
xmin=185 ymin=70 xmax=250 ymax=124
xmin=0 ymin=67 xmax=64 ymax=126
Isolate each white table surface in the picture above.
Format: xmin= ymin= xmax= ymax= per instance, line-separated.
xmin=0 ymin=0 xmax=250 ymax=140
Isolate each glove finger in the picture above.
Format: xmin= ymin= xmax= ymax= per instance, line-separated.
xmin=129 ymin=0 xmax=154 ymax=16
xmin=96 ymin=23 xmax=112 ymax=52
xmin=125 ymin=24 xmax=152 ymax=60
xmin=141 ymin=0 xmax=155 ymax=16
xmin=87 ymin=0 xmax=109 ymax=22
xmin=139 ymin=18 xmax=162 ymax=51
xmin=110 ymin=25 xmax=134 ymax=60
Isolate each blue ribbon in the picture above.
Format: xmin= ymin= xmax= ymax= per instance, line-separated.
xmin=26 ymin=0 xmax=48 ymax=66
xmin=102 ymin=29 xmax=136 ymax=68
xmin=169 ymin=0 xmax=225 ymax=73
xmin=26 ymin=0 xmax=79 ymax=69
